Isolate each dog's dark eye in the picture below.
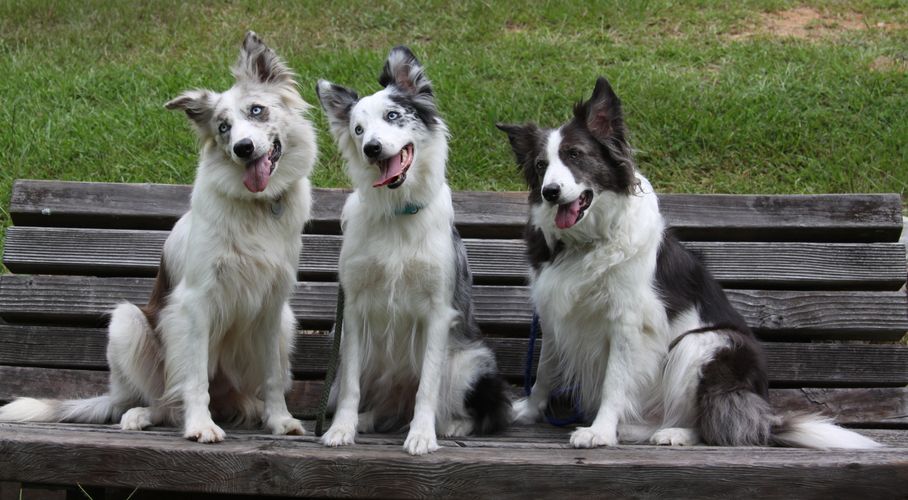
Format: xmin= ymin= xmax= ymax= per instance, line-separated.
xmin=218 ymin=122 xmax=230 ymax=134
xmin=250 ymin=105 xmax=264 ymax=116
xmin=568 ymin=149 xmax=580 ymax=160
xmin=535 ymin=160 xmax=547 ymax=172
xmin=354 ymin=125 xmax=364 ymax=135
xmin=387 ymin=111 xmax=400 ymax=121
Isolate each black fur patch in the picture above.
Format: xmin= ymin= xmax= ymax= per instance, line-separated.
xmin=464 ymin=373 xmax=510 ymax=435
xmin=696 ymin=330 xmax=773 ymax=445
xmin=654 ymin=232 xmax=750 ymax=331
xmin=388 ymin=92 xmax=439 ymax=131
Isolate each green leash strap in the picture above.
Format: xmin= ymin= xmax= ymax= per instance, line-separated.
xmin=315 ymin=285 xmax=344 ymax=436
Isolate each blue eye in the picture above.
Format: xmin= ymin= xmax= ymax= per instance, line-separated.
xmin=218 ymin=122 xmax=230 ymax=134
xmin=354 ymin=125 xmax=363 ymax=135
xmin=387 ymin=111 xmax=400 ymax=120
xmin=250 ymin=105 xmax=264 ymax=116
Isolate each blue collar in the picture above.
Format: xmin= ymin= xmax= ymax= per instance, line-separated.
xmin=395 ymin=202 xmax=424 ymax=216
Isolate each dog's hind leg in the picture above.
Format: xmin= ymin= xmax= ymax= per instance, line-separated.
xmin=107 ymin=302 xmax=168 ymax=425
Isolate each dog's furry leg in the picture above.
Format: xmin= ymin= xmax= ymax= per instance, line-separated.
xmin=570 ymin=322 xmax=647 ymax=448
xmin=260 ymin=303 xmax=304 ymax=435
xmin=159 ymin=289 xmax=224 ymax=443
xmin=511 ymin=329 xmax=557 ymax=424
xmin=321 ymin=311 xmax=363 ymax=447
xmin=404 ymin=310 xmax=455 ymax=455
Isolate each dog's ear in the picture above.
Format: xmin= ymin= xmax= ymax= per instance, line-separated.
xmin=316 ymin=79 xmax=358 ymax=130
xmin=165 ymin=89 xmax=214 ymax=125
xmin=496 ymin=122 xmax=542 ymax=187
xmin=573 ymin=76 xmax=626 ymax=146
xmin=378 ymin=46 xmax=433 ymax=97
xmin=233 ymin=31 xmax=295 ymax=85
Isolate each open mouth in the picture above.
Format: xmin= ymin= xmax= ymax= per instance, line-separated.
xmin=555 ymin=189 xmax=593 ymax=229
xmin=243 ymin=139 xmax=282 ymax=193
xmin=372 ymin=143 xmax=414 ymax=189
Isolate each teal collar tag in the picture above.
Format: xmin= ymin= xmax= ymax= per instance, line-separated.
xmin=270 ymin=196 xmax=284 ymax=219
xmin=395 ymin=202 xmax=423 ymax=216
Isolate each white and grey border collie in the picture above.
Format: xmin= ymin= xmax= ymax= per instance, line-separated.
xmin=499 ymin=77 xmax=881 ymax=450
xmin=0 ymin=32 xmax=316 ymax=443
xmin=316 ymin=46 xmax=509 ymax=455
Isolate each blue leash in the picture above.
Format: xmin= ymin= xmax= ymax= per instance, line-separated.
xmin=524 ymin=311 xmax=584 ymax=426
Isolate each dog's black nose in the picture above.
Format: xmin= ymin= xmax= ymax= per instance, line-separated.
xmin=542 ymin=184 xmax=561 ymax=202
xmin=363 ymin=141 xmax=382 ymax=159
xmin=233 ymin=138 xmax=255 ymax=158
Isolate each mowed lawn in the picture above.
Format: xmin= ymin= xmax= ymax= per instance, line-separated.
xmin=0 ymin=1 xmax=906 ymax=251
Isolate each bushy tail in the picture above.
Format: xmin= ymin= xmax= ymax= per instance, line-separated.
xmin=772 ymin=413 xmax=883 ymax=450
xmin=0 ymin=395 xmax=116 ymax=424
xmin=465 ymin=374 xmax=510 ymax=435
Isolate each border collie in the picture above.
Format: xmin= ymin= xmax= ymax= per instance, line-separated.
xmin=316 ymin=46 xmax=509 ymax=455
xmin=498 ymin=77 xmax=881 ymax=450
xmin=0 ymin=32 xmax=317 ymax=443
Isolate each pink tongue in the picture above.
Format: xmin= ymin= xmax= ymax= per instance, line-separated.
xmin=373 ymin=153 xmax=404 ymax=187
xmin=555 ymin=199 xmax=582 ymax=229
xmin=243 ymin=154 xmax=272 ymax=193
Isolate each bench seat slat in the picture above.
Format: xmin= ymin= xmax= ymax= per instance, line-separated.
xmin=4 ymin=227 xmax=907 ymax=290
xmin=2 ymin=422 xmax=905 ymax=498
xmin=0 ymin=366 xmax=905 ymax=428
xmin=10 ymin=180 xmax=903 ymax=242
xmin=1 ymin=275 xmax=905 ymax=339
xmin=1 ymin=325 xmax=906 ymax=386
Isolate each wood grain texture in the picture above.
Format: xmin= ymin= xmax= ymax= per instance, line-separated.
xmin=10 ymin=180 xmax=903 ymax=241
xmin=5 ymin=227 xmax=907 ymax=290
xmin=1 ymin=366 xmax=905 ymax=427
xmin=2 ymin=275 xmax=905 ymax=339
xmin=3 ymin=325 xmax=903 ymax=386
xmin=0 ymin=422 xmax=905 ymax=498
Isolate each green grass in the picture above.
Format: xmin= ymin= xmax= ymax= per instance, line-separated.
xmin=1 ymin=0 xmax=906 ymax=252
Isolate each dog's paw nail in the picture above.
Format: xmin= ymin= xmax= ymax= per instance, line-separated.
xmin=321 ymin=424 xmax=356 ymax=447
xmin=185 ymin=422 xmax=226 ymax=443
xmin=404 ymin=429 xmax=439 ymax=455
xmin=570 ymin=427 xmax=616 ymax=448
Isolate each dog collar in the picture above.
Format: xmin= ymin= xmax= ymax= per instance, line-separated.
xmin=270 ymin=196 xmax=284 ymax=219
xmin=395 ymin=202 xmax=423 ymax=216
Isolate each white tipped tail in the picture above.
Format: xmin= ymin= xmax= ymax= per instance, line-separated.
xmin=0 ymin=395 xmax=115 ymax=424
xmin=773 ymin=414 xmax=883 ymax=450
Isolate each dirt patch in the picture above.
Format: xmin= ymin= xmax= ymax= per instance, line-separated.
xmin=869 ymin=55 xmax=908 ymax=73
xmin=730 ymin=6 xmax=896 ymax=41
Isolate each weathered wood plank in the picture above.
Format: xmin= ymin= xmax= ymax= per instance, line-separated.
xmin=1 ymin=421 xmax=904 ymax=448
xmin=5 ymin=227 xmax=907 ymax=290
xmin=1 ymin=325 xmax=903 ymax=386
xmin=1 ymin=366 xmax=904 ymax=427
xmin=2 ymin=275 xmax=905 ymax=339
xmin=0 ymin=422 xmax=905 ymax=498
xmin=10 ymin=180 xmax=904 ymax=242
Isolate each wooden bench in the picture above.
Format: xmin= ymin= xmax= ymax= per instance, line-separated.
xmin=1 ymin=179 xmax=906 ymax=499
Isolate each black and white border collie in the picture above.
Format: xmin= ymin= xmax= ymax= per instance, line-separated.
xmin=499 ymin=77 xmax=881 ymax=449
xmin=316 ymin=46 xmax=509 ymax=455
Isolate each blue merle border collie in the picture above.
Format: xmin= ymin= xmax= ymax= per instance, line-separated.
xmin=499 ymin=77 xmax=881 ymax=449
xmin=316 ymin=46 xmax=509 ymax=455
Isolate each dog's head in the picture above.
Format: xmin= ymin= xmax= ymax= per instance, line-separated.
xmin=316 ymin=46 xmax=445 ymax=193
xmin=498 ymin=77 xmax=637 ymax=231
xmin=165 ymin=32 xmax=314 ymax=199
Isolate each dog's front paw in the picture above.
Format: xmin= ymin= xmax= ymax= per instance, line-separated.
xmin=650 ymin=427 xmax=700 ymax=446
xmin=321 ymin=422 xmax=356 ymax=447
xmin=403 ymin=428 xmax=439 ymax=456
xmin=570 ymin=426 xmax=617 ymax=448
xmin=119 ymin=407 xmax=152 ymax=431
xmin=184 ymin=420 xmax=226 ymax=443
xmin=510 ymin=397 xmax=541 ymax=424
xmin=267 ymin=415 xmax=305 ymax=436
